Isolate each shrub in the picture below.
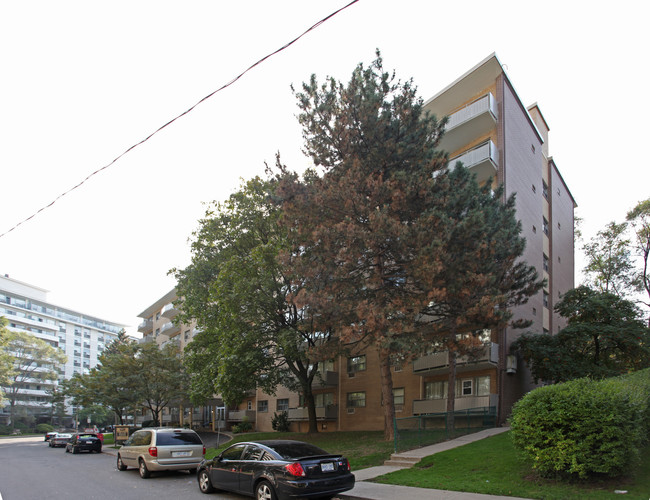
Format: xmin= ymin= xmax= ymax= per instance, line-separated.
xmin=36 ymin=423 xmax=55 ymax=433
xmin=510 ymin=369 xmax=650 ymax=478
xmin=0 ymin=424 xmax=12 ymax=435
xmin=232 ymin=416 xmax=253 ymax=434
xmin=271 ymin=411 xmax=290 ymax=432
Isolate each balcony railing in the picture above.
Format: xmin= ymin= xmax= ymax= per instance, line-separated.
xmin=161 ymin=303 xmax=179 ymax=320
xmin=160 ymin=321 xmax=180 ymax=337
xmin=448 ymin=140 xmax=499 ymax=185
xmin=138 ymin=319 xmax=153 ymax=334
xmin=412 ymin=394 xmax=498 ymax=415
xmin=413 ymin=343 xmax=499 ymax=375
xmin=228 ymin=409 xmax=256 ymax=422
xmin=439 ymin=93 xmax=498 ymax=155
xmin=287 ymin=405 xmax=338 ymax=421
xmin=138 ymin=335 xmax=155 ymax=344
xmin=313 ymin=370 xmax=339 ymax=388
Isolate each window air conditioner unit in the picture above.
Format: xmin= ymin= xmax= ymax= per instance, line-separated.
xmin=347 ymin=408 xmax=355 ymax=414
xmin=506 ymin=355 xmax=517 ymax=374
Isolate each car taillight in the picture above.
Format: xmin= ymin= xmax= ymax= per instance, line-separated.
xmin=202 ymin=445 xmax=206 ymax=456
xmin=285 ymin=462 xmax=305 ymax=477
xmin=339 ymin=459 xmax=351 ymax=471
xmin=148 ymin=446 xmax=158 ymax=457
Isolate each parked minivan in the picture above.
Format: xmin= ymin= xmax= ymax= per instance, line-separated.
xmin=117 ymin=427 xmax=205 ymax=478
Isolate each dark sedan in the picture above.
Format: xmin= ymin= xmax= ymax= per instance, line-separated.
xmin=197 ymin=440 xmax=354 ymax=499
xmin=65 ymin=433 xmax=102 ymax=454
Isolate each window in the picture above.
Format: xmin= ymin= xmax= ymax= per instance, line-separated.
xmin=242 ymin=445 xmax=263 ymax=461
xmin=532 ymin=225 xmax=537 ymax=234
xmin=557 ymin=222 xmax=561 ymax=230
xmin=346 ymin=392 xmax=366 ymax=408
xmin=347 ymin=355 xmax=366 ymax=374
xmin=247 ymin=400 xmax=252 ymax=411
xmin=542 ymin=254 xmax=549 ymax=272
xmin=542 ymin=217 xmax=549 ymax=236
xmin=543 ymin=291 xmax=549 ymax=308
xmin=314 ymin=392 xmax=334 ymax=407
xmin=425 ymin=381 xmax=447 ymax=400
xmin=257 ymin=400 xmax=268 ymax=413
xmin=532 ymin=184 xmax=536 ymax=193
xmin=393 ymin=388 xmax=405 ymax=406
xmin=476 ymin=376 xmax=490 ymax=396
xmin=184 ymin=330 xmax=190 ymax=341
xmin=461 ymin=379 xmax=473 ymax=396
xmin=531 ymin=144 xmax=536 ymax=153
xmin=532 ymin=307 xmax=537 ymax=316
xmin=277 ymin=399 xmax=289 ymax=411
xmin=542 ymin=181 xmax=548 ymax=200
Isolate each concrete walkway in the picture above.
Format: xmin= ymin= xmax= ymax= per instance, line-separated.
xmin=339 ymin=427 xmax=531 ymax=500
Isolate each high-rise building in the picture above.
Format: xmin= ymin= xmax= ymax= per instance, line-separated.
xmin=0 ymin=274 xmax=125 ymax=425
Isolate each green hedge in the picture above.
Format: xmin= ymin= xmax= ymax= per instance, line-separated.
xmin=510 ymin=369 xmax=650 ymax=479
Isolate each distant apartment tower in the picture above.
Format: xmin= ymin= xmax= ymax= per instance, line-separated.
xmin=0 ymin=274 xmax=124 ymax=424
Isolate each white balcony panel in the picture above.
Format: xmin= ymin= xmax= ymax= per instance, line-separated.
xmin=138 ymin=319 xmax=153 ymax=334
xmin=439 ymin=93 xmax=498 ymax=155
xmin=160 ymin=321 xmax=180 ymax=337
xmin=161 ymin=303 xmax=179 ymax=320
xmin=287 ymin=405 xmax=338 ymax=421
xmin=413 ymin=343 xmax=499 ymax=375
xmin=228 ymin=409 xmax=256 ymax=422
xmin=448 ymin=140 xmax=499 ymax=185
xmin=412 ymin=394 xmax=498 ymax=415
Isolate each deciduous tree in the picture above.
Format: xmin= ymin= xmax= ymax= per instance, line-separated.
xmin=512 ymin=286 xmax=650 ymax=383
xmin=627 ymin=198 xmax=650 ymax=324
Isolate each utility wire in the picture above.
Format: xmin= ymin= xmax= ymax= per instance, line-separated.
xmin=0 ymin=0 xmax=360 ymax=239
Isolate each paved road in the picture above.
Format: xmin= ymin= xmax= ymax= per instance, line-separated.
xmin=0 ymin=436 xmax=242 ymax=500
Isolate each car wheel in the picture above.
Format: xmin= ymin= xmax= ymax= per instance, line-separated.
xmin=139 ymin=459 xmax=151 ymax=479
xmin=198 ymin=470 xmax=214 ymax=494
xmin=256 ymin=480 xmax=277 ymax=500
xmin=117 ymin=455 xmax=127 ymax=471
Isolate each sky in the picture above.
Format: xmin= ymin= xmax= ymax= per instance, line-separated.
xmin=1 ymin=0 xmax=648 ymax=336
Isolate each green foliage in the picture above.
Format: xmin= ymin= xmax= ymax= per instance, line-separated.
xmin=271 ymin=411 xmax=290 ymax=432
xmin=232 ymin=416 xmax=253 ymax=434
xmin=510 ymin=369 xmax=650 ymax=479
xmin=0 ymin=424 xmax=12 ymax=435
xmin=173 ymin=177 xmax=330 ymax=432
xmin=513 ymin=286 xmax=650 ymax=383
xmin=36 ymin=423 xmax=54 ymax=433
xmin=626 ymin=197 xmax=650 ymax=319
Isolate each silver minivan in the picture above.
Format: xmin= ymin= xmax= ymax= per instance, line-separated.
xmin=117 ymin=427 xmax=205 ymax=478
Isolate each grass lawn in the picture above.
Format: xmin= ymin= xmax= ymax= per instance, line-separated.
xmin=373 ymin=431 xmax=650 ymax=500
xmin=206 ymin=431 xmax=394 ymax=470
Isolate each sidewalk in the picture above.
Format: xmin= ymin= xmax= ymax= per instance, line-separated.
xmin=339 ymin=427 xmax=531 ymax=500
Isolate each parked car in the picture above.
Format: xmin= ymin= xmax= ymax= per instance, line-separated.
xmin=65 ymin=433 xmax=102 ymax=454
xmin=44 ymin=431 xmax=57 ymax=442
xmin=49 ymin=433 xmax=72 ymax=448
xmin=117 ymin=427 xmax=205 ymax=479
xmin=196 ymin=440 xmax=355 ymax=499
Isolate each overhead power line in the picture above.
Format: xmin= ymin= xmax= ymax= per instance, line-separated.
xmin=0 ymin=0 xmax=360 ymax=240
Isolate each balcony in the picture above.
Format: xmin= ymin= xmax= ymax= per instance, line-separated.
xmin=413 ymin=343 xmax=499 ymax=376
xmin=160 ymin=321 xmax=180 ymax=338
xmin=313 ymin=370 xmax=339 ymax=388
xmin=138 ymin=335 xmax=155 ymax=344
xmin=448 ymin=140 xmax=499 ymax=185
xmin=287 ymin=405 xmax=338 ymax=421
xmin=228 ymin=409 xmax=256 ymax=422
xmin=439 ymin=93 xmax=498 ymax=155
xmin=138 ymin=319 xmax=153 ymax=334
xmin=412 ymin=394 xmax=498 ymax=415
xmin=161 ymin=303 xmax=179 ymax=320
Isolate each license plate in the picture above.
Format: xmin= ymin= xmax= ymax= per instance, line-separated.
xmin=172 ymin=451 xmax=191 ymax=457
xmin=321 ymin=462 xmax=335 ymax=472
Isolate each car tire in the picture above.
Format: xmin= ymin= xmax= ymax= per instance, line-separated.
xmin=256 ymin=480 xmax=277 ymax=500
xmin=198 ymin=470 xmax=214 ymax=494
xmin=188 ymin=468 xmax=197 ymax=475
xmin=139 ymin=459 xmax=151 ymax=479
xmin=117 ymin=455 xmax=127 ymax=471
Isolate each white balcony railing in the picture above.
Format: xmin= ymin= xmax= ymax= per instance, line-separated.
xmin=228 ymin=409 xmax=256 ymax=422
xmin=413 ymin=343 xmax=499 ymax=374
xmin=448 ymin=140 xmax=499 ymax=185
xmin=287 ymin=405 xmax=338 ymax=421
xmin=439 ymin=93 xmax=498 ymax=155
xmin=412 ymin=394 xmax=498 ymax=415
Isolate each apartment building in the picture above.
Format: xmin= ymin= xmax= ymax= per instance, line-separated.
xmin=228 ymin=53 xmax=576 ymax=431
xmin=143 ymin=54 xmax=575 ymax=433
xmin=0 ymin=274 xmax=124 ymax=425
xmin=136 ymin=289 xmax=222 ymax=427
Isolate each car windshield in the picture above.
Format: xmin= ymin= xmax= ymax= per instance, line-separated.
xmin=156 ymin=432 xmax=202 ymax=446
xmin=265 ymin=442 xmax=329 ymax=459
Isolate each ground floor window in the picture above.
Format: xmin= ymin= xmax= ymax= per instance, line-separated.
xmin=346 ymin=392 xmax=366 ymax=408
xmin=277 ymin=398 xmax=289 ymax=411
xmin=257 ymin=400 xmax=268 ymax=413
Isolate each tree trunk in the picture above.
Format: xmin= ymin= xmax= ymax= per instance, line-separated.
xmin=304 ymin=388 xmax=318 ymax=433
xmin=378 ymin=348 xmax=395 ymax=441
xmin=446 ymin=350 xmax=457 ymax=432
